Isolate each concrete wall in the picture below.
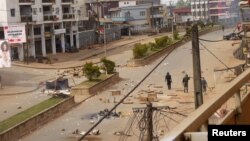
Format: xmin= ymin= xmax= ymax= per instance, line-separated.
xmin=104 ymin=26 xmax=121 ymax=42
xmin=72 ymin=72 xmax=120 ymax=103
xmin=78 ymin=30 xmax=96 ymax=49
xmin=127 ymin=26 xmax=222 ymax=67
xmin=78 ymin=26 xmax=121 ymax=49
xmin=0 ymin=97 xmax=75 ymax=141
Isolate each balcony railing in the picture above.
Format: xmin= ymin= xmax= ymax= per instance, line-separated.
xmin=44 ymin=15 xmax=56 ymax=21
xmin=21 ymin=15 xmax=33 ymax=22
xmin=161 ymin=68 xmax=250 ymax=141
xmin=111 ymin=16 xmax=133 ymax=22
xmin=62 ymin=0 xmax=73 ymax=3
xmin=19 ymin=0 xmax=33 ymax=3
xmin=42 ymin=0 xmax=55 ymax=3
xmin=63 ymin=14 xmax=74 ymax=19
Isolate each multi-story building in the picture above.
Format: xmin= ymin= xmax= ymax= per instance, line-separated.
xmin=0 ymin=0 xmax=88 ymax=61
xmin=191 ymin=0 xmax=240 ymax=24
xmin=109 ymin=0 xmax=166 ymax=34
xmin=209 ymin=0 xmax=229 ymax=23
xmin=190 ymin=0 xmax=209 ymax=22
xmin=173 ymin=7 xmax=192 ymax=25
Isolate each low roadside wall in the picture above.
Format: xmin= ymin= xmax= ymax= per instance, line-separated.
xmin=71 ymin=72 xmax=120 ymax=103
xmin=0 ymin=97 xmax=75 ymax=141
xmin=127 ymin=26 xmax=221 ymax=67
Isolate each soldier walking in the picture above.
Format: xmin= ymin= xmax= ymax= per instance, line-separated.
xmin=165 ymin=72 xmax=172 ymax=90
xmin=182 ymin=74 xmax=190 ymax=93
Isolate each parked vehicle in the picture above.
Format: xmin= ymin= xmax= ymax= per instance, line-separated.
xmin=223 ymin=32 xmax=242 ymax=40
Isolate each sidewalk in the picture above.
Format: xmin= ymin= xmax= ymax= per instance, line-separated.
xmin=12 ymin=34 xmax=166 ymax=69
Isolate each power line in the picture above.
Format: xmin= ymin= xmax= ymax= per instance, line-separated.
xmin=199 ymin=41 xmax=235 ymax=73
xmin=77 ymin=40 xmax=179 ymax=140
xmin=199 ymin=38 xmax=224 ymax=42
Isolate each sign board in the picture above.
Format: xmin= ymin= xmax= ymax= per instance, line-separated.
xmin=4 ymin=25 xmax=26 ymax=44
xmin=0 ymin=40 xmax=11 ymax=68
xmin=53 ymin=29 xmax=66 ymax=35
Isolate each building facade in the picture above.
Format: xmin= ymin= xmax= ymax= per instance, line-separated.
xmin=0 ymin=0 xmax=89 ymax=61
xmin=109 ymin=1 xmax=166 ymax=34
xmin=211 ymin=0 xmax=239 ymax=25
xmin=190 ymin=0 xmax=240 ymax=24
xmin=190 ymin=0 xmax=209 ymax=22
xmin=173 ymin=7 xmax=192 ymax=25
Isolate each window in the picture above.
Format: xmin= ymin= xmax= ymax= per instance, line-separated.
xmin=10 ymin=9 xmax=15 ymax=17
xmin=77 ymin=10 xmax=81 ymax=16
xmin=34 ymin=27 xmax=41 ymax=35
xmin=193 ymin=12 xmax=196 ymax=17
xmin=33 ymin=8 xmax=37 ymax=15
xmin=56 ymin=8 xmax=59 ymax=15
xmin=140 ymin=11 xmax=145 ymax=16
xmin=124 ymin=2 xmax=126 ymax=4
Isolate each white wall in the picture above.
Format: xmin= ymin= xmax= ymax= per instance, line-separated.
xmin=74 ymin=0 xmax=87 ymax=20
xmin=0 ymin=0 xmax=21 ymax=26
xmin=119 ymin=1 xmax=136 ymax=8
xmin=32 ymin=0 xmax=44 ymax=22
xmin=0 ymin=0 xmax=8 ymax=26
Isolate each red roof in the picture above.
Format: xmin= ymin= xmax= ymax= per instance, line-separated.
xmin=173 ymin=8 xmax=191 ymax=14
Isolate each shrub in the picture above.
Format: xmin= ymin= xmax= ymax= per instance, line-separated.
xmin=101 ymin=58 xmax=116 ymax=74
xmin=83 ymin=62 xmax=101 ymax=81
xmin=155 ymin=36 xmax=172 ymax=48
xmin=197 ymin=20 xmax=205 ymax=29
xmin=185 ymin=27 xmax=192 ymax=35
xmin=173 ymin=31 xmax=180 ymax=40
xmin=133 ymin=43 xmax=148 ymax=59
xmin=148 ymin=42 xmax=157 ymax=51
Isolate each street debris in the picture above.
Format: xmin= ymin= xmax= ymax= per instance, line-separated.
xmin=114 ymin=131 xmax=131 ymax=136
xmin=123 ymin=98 xmax=133 ymax=104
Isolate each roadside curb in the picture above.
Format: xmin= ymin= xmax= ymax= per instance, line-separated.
xmin=12 ymin=34 xmax=165 ymax=70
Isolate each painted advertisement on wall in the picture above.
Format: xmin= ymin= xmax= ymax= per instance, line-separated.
xmin=4 ymin=25 xmax=26 ymax=44
xmin=0 ymin=41 xmax=11 ymax=68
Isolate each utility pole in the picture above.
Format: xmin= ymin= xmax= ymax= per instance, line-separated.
xmin=192 ymin=24 xmax=207 ymax=131
xmin=203 ymin=0 xmax=206 ymax=22
xmin=25 ymin=17 xmax=30 ymax=65
xmin=96 ymin=0 xmax=100 ymax=44
xmin=170 ymin=0 xmax=174 ymax=40
xmin=151 ymin=0 xmax=155 ymax=32
xmin=191 ymin=24 xmax=203 ymax=109
xmin=101 ymin=2 xmax=107 ymax=57
xmin=146 ymin=102 xmax=153 ymax=141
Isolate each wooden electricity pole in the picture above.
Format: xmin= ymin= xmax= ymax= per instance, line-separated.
xmin=146 ymin=102 xmax=153 ymax=141
xmin=192 ymin=24 xmax=203 ymax=109
xmin=25 ymin=17 xmax=30 ymax=65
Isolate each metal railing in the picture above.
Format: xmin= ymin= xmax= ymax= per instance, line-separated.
xmin=42 ymin=0 xmax=55 ymax=3
xmin=19 ymin=0 xmax=33 ymax=3
xmin=62 ymin=0 xmax=73 ymax=3
xmin=21 ymin=15 xmax=33 ymax=22
xmin=161 ymin=68 xmax=250 ymax=141
xmin=63 ymin=14 xmax=74 ymax=19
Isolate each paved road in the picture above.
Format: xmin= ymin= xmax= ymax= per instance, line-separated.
xmin=21 ymin=28 xmax=244 ymax=141
xmin=0 ymin=34 xmax=169 ymax=121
